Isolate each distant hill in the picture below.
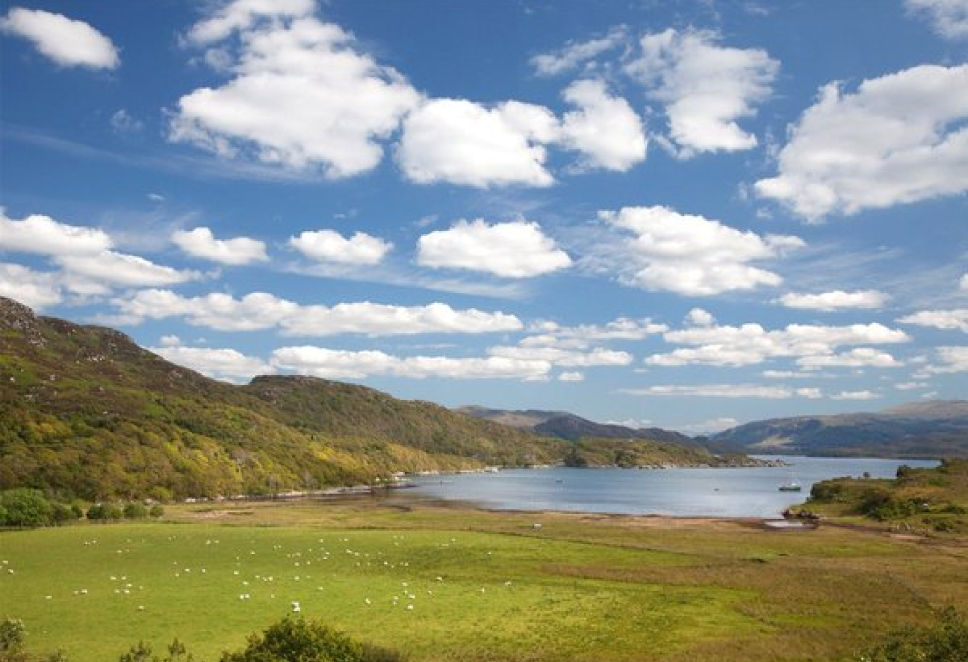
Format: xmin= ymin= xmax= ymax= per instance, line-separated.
xmin=455 ymin=406 xmax=569 ymax=430
xmin=0 ymin=296 xmax=565 ymax=501
xmin=456 ymin=406 xmax=696 ymax=445
xmin=712 ymin=401 xmax=968 ymax=458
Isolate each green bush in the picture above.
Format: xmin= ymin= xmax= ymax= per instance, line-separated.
xmin=809 ymin=479 xmax=848 ymax=502
xmin=0 ymin=489 xmax=51 ymax=528
xmin=856 ymin=488 xmax=925 ymax=521
xmin=149 ymin=504 xmax=165 ymax=519
xmin=219 ymin=617 xmax=404 ymax=662
xmin=117 ymin=639 xmax=193 ymax=662
xmin=123 ymin=503 xmax=148 ymax=520
xmin=0 ymin=618 xmax=68 ymax=662
xmin=861 ymin=607 xmax=968 ymax=662
xmin=50 ymin=503 xmax=74 ymax=525
xmin=0 ymin=618 xmax=28 ymax=662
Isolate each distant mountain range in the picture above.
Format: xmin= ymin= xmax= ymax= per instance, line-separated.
xmin=458 ymin=401 xmax=968 ymax=459
xmin=709 ymin=401 xmax=968 ymax=458
xmin=456 ymin=406 xmax=696 ymax=445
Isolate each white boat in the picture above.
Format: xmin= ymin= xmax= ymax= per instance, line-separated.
xmin=779 ymin=467 xmax=802 ymax=492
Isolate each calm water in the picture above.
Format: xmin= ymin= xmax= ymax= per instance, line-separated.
xmin=395 ymin=456 xmax=938 ymax=518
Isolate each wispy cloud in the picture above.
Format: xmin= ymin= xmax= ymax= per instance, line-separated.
xmin=2 ymin=123 xmax=317 ymax=183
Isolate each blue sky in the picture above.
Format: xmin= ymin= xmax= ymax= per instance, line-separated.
xmin=1 ymin=0 xmax=966 ymax=434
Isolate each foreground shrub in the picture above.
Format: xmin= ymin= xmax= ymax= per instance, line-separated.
xmin=0 ymin=618 xmax=67 ymax=662
xmin=861 ymin=607 xmax=968 ymax=662
xmin=219 ymin=617 xmax=405 ymax=662
xmin=0 ymin=618 xmax=28 ymax=662
xmin=117 ymin=639 xmax=193 ymax=662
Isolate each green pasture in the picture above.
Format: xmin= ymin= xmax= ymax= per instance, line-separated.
xmin=1 ymin=501 xmax=966 ymax=661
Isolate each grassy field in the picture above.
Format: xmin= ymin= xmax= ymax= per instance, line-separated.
xmin=1 ymin=498 xmax=966 ymax=662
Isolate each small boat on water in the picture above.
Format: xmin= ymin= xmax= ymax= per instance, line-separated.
xmin=779 ymin=467 xmax=802 ymax=492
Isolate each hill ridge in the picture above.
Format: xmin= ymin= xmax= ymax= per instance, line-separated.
xmin=712 ymin=401 xmax=968 ymax=458
xmin=0 ymin=296 xmax=566 ymax=500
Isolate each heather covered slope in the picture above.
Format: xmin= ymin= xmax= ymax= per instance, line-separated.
xmin=0 ymin=297 xmax=564 ymax=500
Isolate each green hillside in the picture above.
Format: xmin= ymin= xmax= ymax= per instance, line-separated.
xmin=563 ymin=438 xmax=762 ymax=468
xmin=796 ymin=458 xmax=968 ymax=533
xmin=0 ymin=296 xmax=564 ymax=501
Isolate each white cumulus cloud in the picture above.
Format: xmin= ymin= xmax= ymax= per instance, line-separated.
xmin=906 ymin=0 xmax=968 ymax=40
xmin=927 ymin=346 xmax=968 ymax=373
xmin=171 ymin=4 xmax=420 ymax=178
xmin=488 ymin=345 xmax=632 ymax=368
xmin=270 ymin=346 xmax=551 ymax=381
xmin=622 ymin=384 xmax=821 ymax=399
xmin=0 ymin=210 xmax=113 ymax=256
xmin=831 ymin=390 xmax=881 ymax=401
xmin=597 ymin=205 xmax=803 ymax=296
xmin=523 ymin=317 xmax=667 ymax=349
xmin=185 ymin=0 xmax=315 ymax=45
xmin=778 ymin=290 xmax=889 ymax=311
xmin=110 ymin=289 xmax=523 ymax=337
xmin=150 ymin=341 xmax=274 ymax=383
xmin=289 ymin=229 xmax=391 ymax=265
xmin=625 ymin=28 xmax=778 ymax=157
xmin=797 ymin=348 xmax=901 ymax=369
xmin=397 ymin=99 xmax=558 ymax=188
xmin=647 ymin=321 xmax=910 ymax=367
xmin=56 ymin=252 xmax=200 ymax=289
xmin=756 ymin=64 xmax=968 ymax=220
xmin=114 ymin=290 xmax=297 ymax=331
xmin=172 ymin=227 xmax=268 ymax=266
xmin=557 ymin=79 xmax=647 ymax=172
xmin=685 ymin=308 xmax=715 ymax=327
xmin=0 ymin=263 xmax=63 ymax=309
xmin=281 ymin=301 xmax=522 ymax=337
xmin=0 ymin=210 xmax=198 ymax=292
xmin=1 ymin=7 xmax=119 ymax=69
xmin=417 ymin=219 xmax=571 ymax=278
xmin=898 ymin=308 xmax=968 ymax=333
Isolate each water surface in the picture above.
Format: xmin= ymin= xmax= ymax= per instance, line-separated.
xmin=395 ymin=456 xmax=937 ymax=518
